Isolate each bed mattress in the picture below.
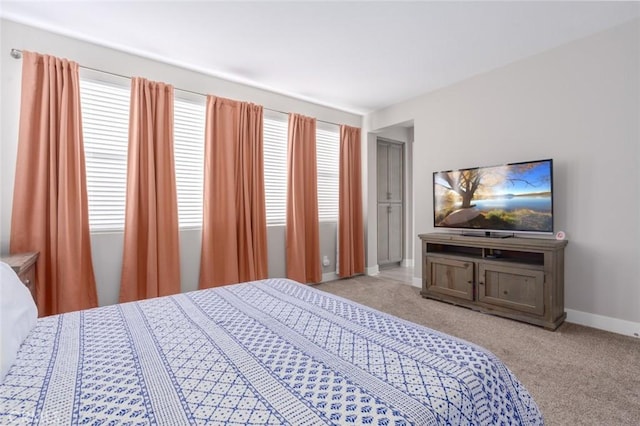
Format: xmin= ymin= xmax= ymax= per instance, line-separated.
xmin=0 ymin=278 xmax=543 ymax=425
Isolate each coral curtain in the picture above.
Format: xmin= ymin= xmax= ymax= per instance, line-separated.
xmin=119 ymin=78 xmax=180 ymax=302
xmin=199 ymin=96 xmax=268 ymax=288
xmin=10 ymin=51 xmax=98 ymax=316
xmin=338 ymin=125 xmax=365 ymax=277
xmin=286 ymin=114 xmax=321 ymax=284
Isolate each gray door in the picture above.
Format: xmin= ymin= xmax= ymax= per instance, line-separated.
xmin=377 ymin=140 xmax=403 ymax=265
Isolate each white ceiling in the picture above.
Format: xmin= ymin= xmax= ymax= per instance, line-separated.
xmin=1 ymin=1 xmax=639 ymax=115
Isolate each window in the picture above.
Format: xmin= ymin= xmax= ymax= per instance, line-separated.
xmin=81 ymin=75 xmax=206 ymax=231
xmin=316 ymin=123 xmax=340 ymax=222
xmin=174 ymin=96 xmax=206 ymax=228
xmin=262 ymin=113 xmax=340 ymax=225
xmin=81 ymin=74 xmax=338 ymax=231
xmin=80 ymin=76 xmax=130 ymax=232
xmin=263 ymin=111 xmax=289 ymax=225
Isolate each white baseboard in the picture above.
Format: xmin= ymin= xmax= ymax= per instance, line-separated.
xmin=411 ymin=277 xmax=422 ymax=289
xmin=397 ymin=280 xmax=638 ymax=338
xmin=321 ymin=272 xmax=339 ymax=283
xmin=366 ymin=265 xmax=379 ymax=276
xmin=565 ymin=309 xmax=640 ymax=338
xmin=374 ymin=275 xmax=639 ymax=338
xmin=389 ymin=277 xmax=639 ymax=337
xmin=401 ymin=258 xmax=414 ymax=268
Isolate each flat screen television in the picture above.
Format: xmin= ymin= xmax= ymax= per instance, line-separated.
xmin=433 ymin=159 xmax=553 ymax=235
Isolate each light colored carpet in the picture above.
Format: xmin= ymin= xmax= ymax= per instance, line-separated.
xmin=314 ymin=274 xmax=640 ymax=425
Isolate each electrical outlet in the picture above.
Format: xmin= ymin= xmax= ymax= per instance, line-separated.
xmin=322 ymin=255 xmax=330 ymax=266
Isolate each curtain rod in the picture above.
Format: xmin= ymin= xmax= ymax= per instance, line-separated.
xmin=10 ymin=48 xmax=343 ymax=127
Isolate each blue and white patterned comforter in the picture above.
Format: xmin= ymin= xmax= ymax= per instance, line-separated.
xmin=0 ymin=278 xmax=543 ymax=425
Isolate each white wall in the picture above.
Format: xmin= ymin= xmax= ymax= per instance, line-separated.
xmin=0 ymin=19 xmax=360 ymax=306
xmin=365 ymin=19 xmax=640 ymax=331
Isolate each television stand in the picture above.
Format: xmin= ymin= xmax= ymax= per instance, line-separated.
xmin=419 ymin=232 xmax=568 ymax=330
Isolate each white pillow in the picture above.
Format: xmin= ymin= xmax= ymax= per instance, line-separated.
xmin=0 ymin=261 xmax=38 ymax=382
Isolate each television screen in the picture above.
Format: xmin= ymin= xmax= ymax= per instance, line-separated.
xmin=433 ymin=159 xmax=553 ymax=234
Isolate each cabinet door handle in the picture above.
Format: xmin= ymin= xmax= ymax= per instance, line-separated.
xmin=503 ymin=290 xmax=508 ymax=295
xmin=479 ymin=282 xmax=484 ymax=286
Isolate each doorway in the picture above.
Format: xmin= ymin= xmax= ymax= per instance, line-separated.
xmin=377 ymin=139 xmax=404 ymax=267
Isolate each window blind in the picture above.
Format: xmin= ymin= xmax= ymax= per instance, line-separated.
xmin=81 ymin=77 xmax=206 ymax=231
xmin=80 ymin=77 xmax=130 ymax=232
xmin=263 ymin=114 xmax=341 ymax=225
xmin=316 ymin=124 xmax=340 ymax=222
xmin=263 ymin=113 xmax=289 ymax=225
xmin=174 ymin=97 xmax=205 ymax=228
xmin=81 ymin=75 xmax=337 ymax=231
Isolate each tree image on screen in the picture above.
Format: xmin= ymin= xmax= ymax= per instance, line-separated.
xmin=438 ymin=168 xmax=482 ymax=209
xmin=434 ymin=160 xmax=552 ymax=232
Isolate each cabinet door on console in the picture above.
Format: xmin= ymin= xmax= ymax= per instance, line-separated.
xmin=477 ymin=263 xmax=544 ymax=315
xmin=425 ymin=257 xmax=474 ymax=301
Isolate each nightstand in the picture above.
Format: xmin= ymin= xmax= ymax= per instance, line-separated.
xmin=1 ymin=252 xmax=39 ymax=305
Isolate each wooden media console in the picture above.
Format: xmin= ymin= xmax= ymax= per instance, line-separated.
xmin=419 ymin=233 xmax=568 ymax=330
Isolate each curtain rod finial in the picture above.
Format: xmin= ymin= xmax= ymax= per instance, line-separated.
xmin=10 ymin=49 xmax=22 ymax=59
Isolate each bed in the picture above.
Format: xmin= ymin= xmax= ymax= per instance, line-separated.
xmin=0 ymin=274 xmax=543 ymax=425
